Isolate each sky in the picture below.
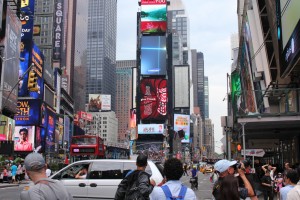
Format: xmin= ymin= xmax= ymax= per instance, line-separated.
xmin=116 ymin=0 xmax=238 ymax=153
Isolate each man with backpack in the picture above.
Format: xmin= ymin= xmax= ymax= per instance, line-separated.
xmin=150 ymin=158 xmax=197 ymax=200
xmin=115 ymin=154 xmax=156 ymax=200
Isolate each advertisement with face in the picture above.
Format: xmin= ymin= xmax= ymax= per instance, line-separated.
xmin=174 ymin=114 xmax=190 ymax=143
xmin=15 ymin=99 xmax=41 ymax=126
xmin=1 ymin=6 xmax=21 ymax=113
xmin=138 ymin=124 xmax=164 ymax=134
xmin=140 ymin=79 xmax=167 ymax=120
xmin=0 ymin=116 xmax=15 ymax=141
xmin=141 ymin=36 xmax=166 ymax=75
xmin=46 ymin=106 xmax=56 ymax=153
xmin=14 ymin=126 xmax=35 ymax=152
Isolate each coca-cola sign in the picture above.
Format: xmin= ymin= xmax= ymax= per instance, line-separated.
xmin=140 ymin=79 xmax=167 ymax=120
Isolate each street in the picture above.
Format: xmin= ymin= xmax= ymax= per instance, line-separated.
xmin=0 ymin=173 xmax=214 ymax=200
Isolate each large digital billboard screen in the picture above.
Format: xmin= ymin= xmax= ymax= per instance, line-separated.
xmin=15 ymin=99 xmax=41 ymax=126
xmin=138 ymin=124 xmax=164 ymax=134
xmin=14 ymin=126 xmax=35 ymax=152
xmin=140 ymin=79 xmax=167 ymax=120
xmin=31 ymin=43 xmax=44 ymax=99
xmin=278 ymin=0 xmax=300 ymax=76
xmin=20 ymin=0 xmax=35 ymax=40
xmin=0 ymin=116 xmax=15 ymax=141
xmin=18 ymin=40 xmax=32 ymax=97
xmin=141 ymin=36 xmax=166 ymax=75
xmin=174 ymin=114 xmax=190 ymax=143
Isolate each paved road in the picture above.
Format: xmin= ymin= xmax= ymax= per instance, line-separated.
xmin=0 ymin=185 xmax=25 ymax=200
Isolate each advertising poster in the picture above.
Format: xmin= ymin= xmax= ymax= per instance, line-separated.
xmin=14 ymin=126 xmax=35 ymax=152
xmin=0 ymin=115 xmax=15 ymax=141
xmin=101 ymin=95 xmax=111 ymax=110
xmin=18 ymin=40 xmax=31 ymax=97
xmin=138 ymin=124 xmax=164 ymax=134
xmin=174 ymin=114 xmax=190 ymax=143
xmin=1 ymin=6 xmax=21 ymax=113
xmin=140 ymin=0 xmax=167 ymax=34
xmin=35 ymin=126 xmax=45 ymax=153
xmin=130 ymin=109 xmax=136 ymax=128
xmin=30 ymin=43 xmax=44 ymax=99
xmin=15 ymin=99 xmax=41 ymax=126
xmin=46 ymin=106 xmax=56 ymax=153
xmin=88 ymin=94 xmax=111 ymax=111
xmin=64 ymin=115 xmax=70 ymax=148
xmin=141 ymin=36 xmax=166 ymax=75
xmin=20 ymin=0 xmax=35 ymax=40
xmin=140 ymin=79 xmax=167 ymax=120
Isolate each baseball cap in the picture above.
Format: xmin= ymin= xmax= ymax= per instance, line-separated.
xmin=24 ymin=153 xmax=45 ymax=171
xmin=214 ymin=159 xmax=231 ymax=173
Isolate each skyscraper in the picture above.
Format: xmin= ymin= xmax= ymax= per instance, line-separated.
xmin=116 ymin=60 xmax=135 ymax=143
xmin=75 ymin=0 xmax=117 ymax=111
xmin=204 ymin=76 xmax=209 ymax=118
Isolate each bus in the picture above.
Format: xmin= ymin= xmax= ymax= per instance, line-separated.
xmin=70 ymin=135 xmax=105 ymax=161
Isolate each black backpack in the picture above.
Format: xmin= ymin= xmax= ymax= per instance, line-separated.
xmin=124 ymin=171 xmax=145 ymax=200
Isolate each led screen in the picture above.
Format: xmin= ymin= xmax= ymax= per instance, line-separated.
xmin=141 ymin=5 xmax=166 ymax=22
xmin=278 ymin=0 xmax=300 ymax=76
xmin=174 ymin=114 xmax=190 ymax=143
xmin=14 ymin=126 xmax=35 ymax=152
xmin=15 ymin=99 xmax=41 ymax=126
xmin=141 ymin=36 xmax=166 ymax=75
xmin=141 ymin=21 xmax=167 ymax=34
xmin=138 ymin=124 xmax=164 ymax=134
xmin=140 ymin=79 xmax=167 ymax=120
xmin=0 ymin=116 xmax=15 ymax=141
xmin=30 ymin=43 xmax=44 ymax=99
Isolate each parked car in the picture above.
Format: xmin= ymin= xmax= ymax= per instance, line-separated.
xmin=205 ymin=165 xmax=213 ymax=173
xmin=50 ymin=159 xmax=163 ymax=200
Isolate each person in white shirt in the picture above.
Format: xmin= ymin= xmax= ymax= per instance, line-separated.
xmin=46 ymin=164 xmax=52 ymax=177
xmin=150 ymin=158 xmax=197 ymax=200
xmin=262 ymin=164 xmax=276 ymax=181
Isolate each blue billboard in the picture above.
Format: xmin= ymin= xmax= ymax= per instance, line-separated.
xmin=14 ymin=99 xmax=41 ymax=126
xmin=20 ymin=0 xmax=35 ymax=40
xmin=30 ymin=43 xmax=44 ymax=99
xmin=18 ymin=40 xmax=31 ymax=97
xmin=42 ymin=104 xmax=56 ymax=153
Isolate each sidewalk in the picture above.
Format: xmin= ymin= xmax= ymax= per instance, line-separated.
xmin=0 ymin=180 xmax=31 ymax=188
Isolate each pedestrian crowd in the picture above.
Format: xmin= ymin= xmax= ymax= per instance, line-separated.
xmin=0 ymin=161 xmax=27 ymax=184
xmin=211 ymin=159 xmax=300 ymax=200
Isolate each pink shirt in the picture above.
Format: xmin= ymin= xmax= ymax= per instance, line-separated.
xmin=15 ymin=141 xmax=33 ymax=151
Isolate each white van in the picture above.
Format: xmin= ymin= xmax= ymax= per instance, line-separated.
xmin=50 ymin=159 xmax=163 ymax=200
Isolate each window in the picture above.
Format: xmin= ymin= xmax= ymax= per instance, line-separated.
xmin=52 ymin=163 xmax=90 ymax=180
xmin=89 ymin=162 xmax=123 ymax=179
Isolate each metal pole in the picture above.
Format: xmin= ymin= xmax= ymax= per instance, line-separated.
xmin=241 ymin=122 xmax=246 ymax=159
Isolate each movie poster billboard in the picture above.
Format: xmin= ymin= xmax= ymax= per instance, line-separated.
xmin=20 ymin=0 xmax=35 ymax=40
xmin=30 ymin=43 xmax=44 ymax=99
xmin=141 ymin=36 xmax=166 ymax=75
xmin=140 ymin=79 xmax=167 ymax=120
xmin=88 ymin=94 xmax=111 ymax=112
xmin=174 ymin=114 xmax=190 ymax=143
xmin=140 ymin=0 xmax=167 ymax=34
xmin=1 ymin=6 xmax=21 ymax=113
xmin=278 ymin=0 xmax=300 ymax=76
xmin=14 ymin=126 xmax=35 ymax=152
xmin=0 ymin=115 xmax=15 ymax=141
xmin=15 ymin=99 xmax=41 ymax=126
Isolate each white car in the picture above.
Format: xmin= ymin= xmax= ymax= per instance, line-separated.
xmin=50 ymin=159 xmax=163 ymax=200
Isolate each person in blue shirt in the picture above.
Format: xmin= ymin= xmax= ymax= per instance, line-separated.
xmin=191 ymin=165 xmax=198 ymax=189
xmin=280 ymin=169 xmax=298 ymax=200
xmin=10 ymin=163 xmax=18 ymax=183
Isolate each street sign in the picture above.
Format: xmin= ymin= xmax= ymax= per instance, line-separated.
xmin=241 ymin=149 xmax=265 ymax=157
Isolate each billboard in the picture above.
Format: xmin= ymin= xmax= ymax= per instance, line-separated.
xmin=78 ymin=111 xmax=93 ymax=121
xmin=45 ymin=105 xmax=56 ymax=153
xmin=174 ymin=66 xmax=189 ymax=108
xmin=88 ymin=94 xmax=111 ymax=112
xmin=140 ymin=79 xmax=167 ymax=120
xmin=64 ymin=115 xmax=70 ymax=149
xmin=278 ymin=0 xmax=300 ymax=76
xmin=174 ymin=114 xmax=190 ymax=143
xmin=130 ymin=109 xmax=137 ymax=128
xmin=141 ymin=36 xmax=166 ymax=75
xmin=15 ymin=99 xmax=41 ymax=126
xmin=138 ymin=124 xmax=164 ymax=134
xmin=140 ymin=0 xmax=167 ymax=34
xmin=14 ymin=126 xmax=35 ymax=152
xmin=1 ymin=6 xmax=21 ymax=113
xmin=20 ymin=0 xmax=35 ymax=40
xmin=53 ymin=0 xmax=63 ymax=60
xmin=18 ymin=40 xmax=31 ymax=97
xmin=30 ymin=43 xmax=44 ymax=99
xmin=0 ymin=115 xmax=15 ymax=141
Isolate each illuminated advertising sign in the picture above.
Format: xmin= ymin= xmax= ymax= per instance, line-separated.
xmin=53 ymin=0 xmax=63 ymax=60
xmin=45 ymin=105 xmax=56 ymax=153
xmin=1 ymin=6 xmax=21 ymax=113
xmin=14 ymin=126 xmax=35 ymax=152
xmin=78 ymin=111 xmax=93 ymax=122
xmin=141 ymin=36 xmax=166 ymax=75
xmin=0 ymin=116 xmax=15 ymax=141
xmin=19 ymin=40 xmax=31 ymax=97
xmin=140 ymin=0 xmax=167 ymax=34
xmin=64 ymin=116 xmax=70 ymax=149
xmin=138 ymin=124 xmax=164 ymax=134
xmin=278 ymin=0 xmax=300 ymax=76
xmin=88 ymin=94 xmax=111 ymax=112
xmin=174 ymin=114 xmax=190 ymax=143
xmin=30 ymin=43 xmax=44 ymax=99
xmin=15 ymin=99 xmax=41 ymax=126
xmin=140 ymin=79 xmax=167 ymax=120
xmin=20 ymin=0 xmax=35 ymax=40
xmin=130 ymin=109 xmax=137 ymax=128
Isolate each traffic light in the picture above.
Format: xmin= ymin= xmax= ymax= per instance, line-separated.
xmin=27 ymin=70 xmax=38 ymax=92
